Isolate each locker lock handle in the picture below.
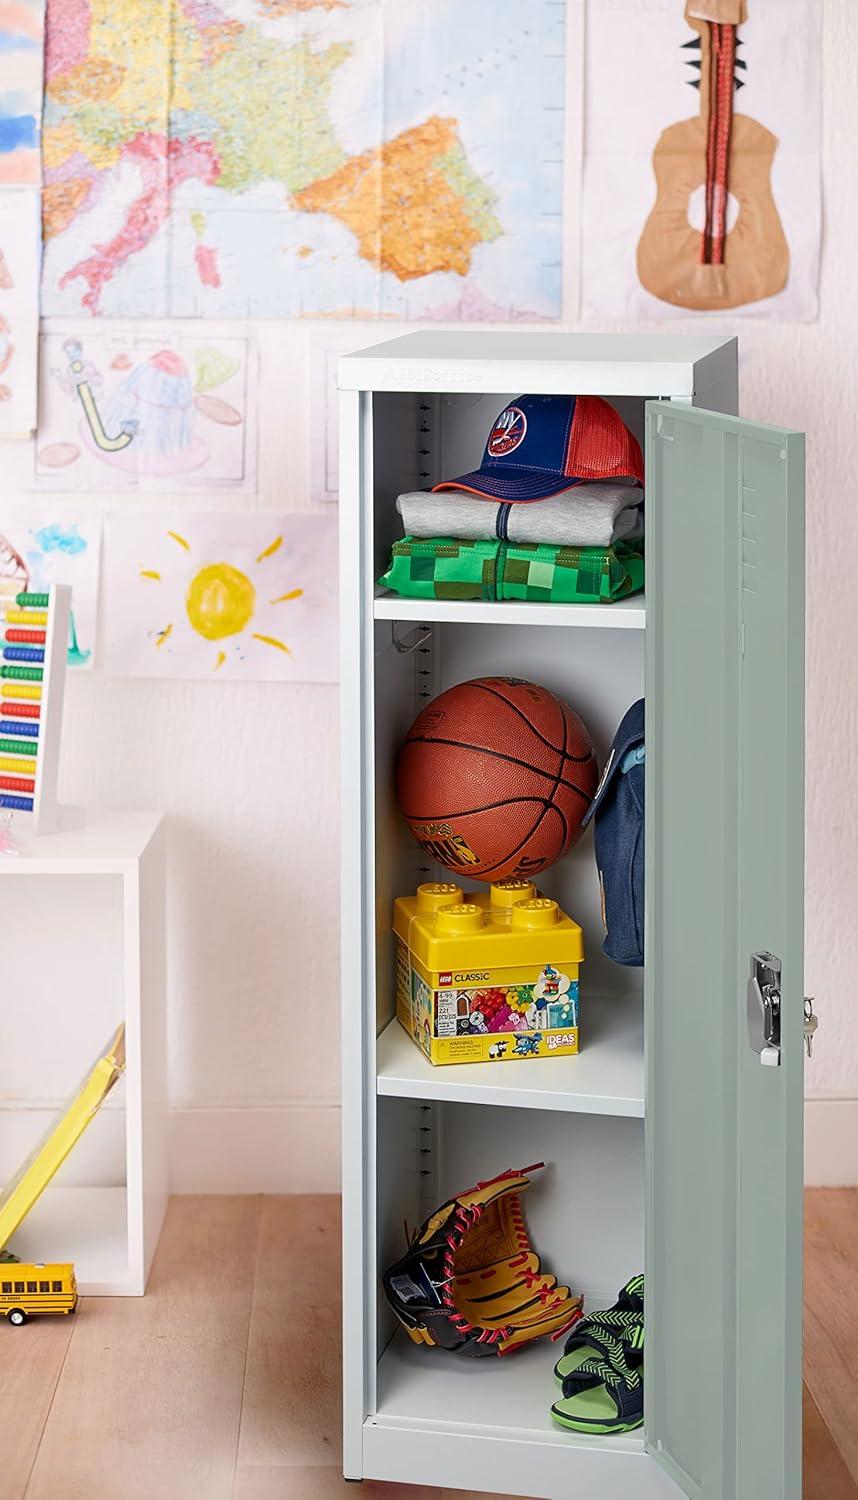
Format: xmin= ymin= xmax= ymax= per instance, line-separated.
xmin=747 ymin=951 xmax=781 ymax=1067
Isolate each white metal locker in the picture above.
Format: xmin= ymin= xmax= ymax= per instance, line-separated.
xmin=338 ymin=332 xmax=804 ymax=1500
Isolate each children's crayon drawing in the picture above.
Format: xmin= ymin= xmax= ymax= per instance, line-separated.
xmin=0 ymin=506 xmax=101 ymax=668
xmin=582 ymin=0 xmax=821 ymax=321
xmin=0 ymin=1 xmax=44 ymax=187
xmin=104 ymin=512 xmax=338 ymax=683
xmin=0 ymin=192 xmax=40 ymax=436
xmin=35 ymin=324 xmax=257 ymax=491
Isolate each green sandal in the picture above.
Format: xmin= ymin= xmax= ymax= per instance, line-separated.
xmin=551 ymin=1323 xmax=644 ymax=1435
xmin=553 ymin=1274 xmax=644 ymax=1385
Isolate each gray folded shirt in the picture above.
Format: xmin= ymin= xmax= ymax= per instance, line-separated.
xmin=396 ymin=485 xmax=644 ymax=549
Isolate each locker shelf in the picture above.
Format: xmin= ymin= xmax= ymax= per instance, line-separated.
xmin=376 ymin=991 xmax=644 ymax=1117
xmin=374 ymin=1334 xmax=644 ymax=1447
xmin=373 ymin=588 xmax=646 ymax=629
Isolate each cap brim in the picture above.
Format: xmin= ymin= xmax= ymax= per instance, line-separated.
xmin=432 ymin=468 xmax=584 ymax=502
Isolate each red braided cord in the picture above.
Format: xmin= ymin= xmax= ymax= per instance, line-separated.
xmin=711 ymin=23 xmax=736 ymax=263
xmin=701 ymin=24 xmax=717 ymax=263
xmin=700 ymin=22 xmax=736 ymax=265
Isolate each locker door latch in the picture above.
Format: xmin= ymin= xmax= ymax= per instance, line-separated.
xmin=747 ymin=951 xmax=781 ymax=1067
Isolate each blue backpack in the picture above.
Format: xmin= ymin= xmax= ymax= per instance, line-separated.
xmin=581 ymin=699 xmax=644 ymax=967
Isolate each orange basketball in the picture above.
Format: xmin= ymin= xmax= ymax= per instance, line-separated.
xmin=395 ymin=677 xmax=598 ymax=883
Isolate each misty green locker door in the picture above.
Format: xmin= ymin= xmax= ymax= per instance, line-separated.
xmin=644 ymin=403 xmax=805 ymax=1500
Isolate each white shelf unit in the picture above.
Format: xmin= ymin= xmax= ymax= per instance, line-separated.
xmin=0 ymin=810 xmax=168 ymax=1296
xmin=339 ymin=332 xmax=739 ymax=1500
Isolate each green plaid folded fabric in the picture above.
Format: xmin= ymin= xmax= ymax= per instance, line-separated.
xmin=379 ymin=537 xmax=644 ymax=605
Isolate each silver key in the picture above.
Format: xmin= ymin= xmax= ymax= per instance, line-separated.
xmin=803 ymin=997 xmax=818 ymax=1059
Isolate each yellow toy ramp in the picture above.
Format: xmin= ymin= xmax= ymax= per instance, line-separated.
xmin=0 ymin=1025 xmax=126 ymax=1256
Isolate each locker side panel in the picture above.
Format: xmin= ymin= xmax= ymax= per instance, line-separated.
xmin=339 ymin=387 xmax=376 ymax=1476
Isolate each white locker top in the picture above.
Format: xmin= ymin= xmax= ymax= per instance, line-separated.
xmin=337 ymin=329 xmax=739 ymax=403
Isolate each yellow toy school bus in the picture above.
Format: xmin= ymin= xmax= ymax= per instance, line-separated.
xmin=0 ymin=1263 xmax=77 ymax=1324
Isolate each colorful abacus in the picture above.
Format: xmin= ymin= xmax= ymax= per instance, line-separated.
xmin=0 ymin=583 xmax=70 ymax=832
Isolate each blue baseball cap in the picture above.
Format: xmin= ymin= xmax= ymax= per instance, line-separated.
xmin=433 ymin=394 xmax=644 ymax=502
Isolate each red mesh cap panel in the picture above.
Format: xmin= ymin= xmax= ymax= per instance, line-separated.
xmin=564 ymin=396 xmax=645 ymax=487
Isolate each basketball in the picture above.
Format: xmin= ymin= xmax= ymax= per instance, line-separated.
xmin=395 ymin=677 xmax=598 ymax=883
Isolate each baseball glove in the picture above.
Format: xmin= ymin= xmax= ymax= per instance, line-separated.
xmin=382 ymin=1163 xmax=583 ymax=1357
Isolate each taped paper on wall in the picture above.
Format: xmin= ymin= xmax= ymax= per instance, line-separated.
xmin=582 ymin=0 xmax=821 ymax=321
xmin=35 ymin=324 xmax=257 ymax=490
xmin=0 ymin=0 xmax=44 ymax=187
xmin=0 ymin=192 xmax=40 ymax=436
xmin=309 ymin=331 xmax=349 ymax=507
xmin=104 ymin=511 xmax=338 ymax=683
xmin=309 ymin=324 xmax=408 ymax=505
xmin=41 ymin=0 xmax=564 ymax=321
xmin=0 ymin=504 xmax=101 ymax=669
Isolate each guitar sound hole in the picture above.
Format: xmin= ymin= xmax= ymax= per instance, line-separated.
xmin=687 ymin=184 xmax=740 ymax=236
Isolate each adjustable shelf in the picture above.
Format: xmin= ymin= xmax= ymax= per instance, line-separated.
xmin=377 ymin=991 xmax=643 ymax=1117
xmin=373 ymin=589 xmax=647 ymax=630
xmin=365 ymin=1336 xmax=668 ymax=1500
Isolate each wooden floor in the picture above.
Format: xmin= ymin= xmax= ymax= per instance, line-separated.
xmin=1 ymin=1191 xmax=856 ymax=1499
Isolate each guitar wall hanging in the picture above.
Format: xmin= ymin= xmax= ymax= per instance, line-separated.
xmin=637 ymin=0 xmax=789 ymax=311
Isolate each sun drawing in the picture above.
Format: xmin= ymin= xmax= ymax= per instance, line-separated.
xmin=141 ymin=530 xmax=303 ymax=670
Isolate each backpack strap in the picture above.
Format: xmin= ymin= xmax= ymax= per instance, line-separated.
xmin=581 ymin=698 xmax=644 ymax=829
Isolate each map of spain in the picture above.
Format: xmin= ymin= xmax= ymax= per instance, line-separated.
xmin=41 ymin=0 xmax=565 ymax=319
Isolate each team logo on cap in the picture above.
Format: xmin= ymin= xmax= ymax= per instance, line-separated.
xmin=487 ymin=405 xmax=527 ymax=458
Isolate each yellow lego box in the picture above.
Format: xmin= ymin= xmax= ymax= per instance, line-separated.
xmin=393 ymin=880 xmax=583 ymax=1065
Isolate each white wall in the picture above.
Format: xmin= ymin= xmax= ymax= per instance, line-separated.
xmin=62 ymin=322 xmax=344 ymax=1192
xmin=3 ymin=323 xmax=343 ymax=1194
xmin=7 ymin=0 xmax=855 ymax=1193
xmin=735 ymin=1 xmax=858 ymax=1182
xmin=575 ymin=0 xmax=858 ymax=1184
